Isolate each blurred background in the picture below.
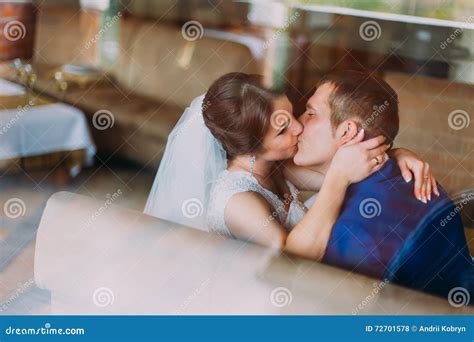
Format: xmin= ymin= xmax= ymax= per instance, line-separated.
xmin=0 ymin=0 xmax=473 ymax=314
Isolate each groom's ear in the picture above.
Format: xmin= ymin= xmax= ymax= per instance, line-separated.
xmin=336 ymin=120 xmax=360 ymax=146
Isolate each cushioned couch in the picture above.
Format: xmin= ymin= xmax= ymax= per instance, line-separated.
xmin=385 ymin=72 xmax=474 ymax=195
xmin=34 ymin=191 xmax=472 ymax=315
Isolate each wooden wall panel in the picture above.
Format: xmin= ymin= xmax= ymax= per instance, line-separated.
xmin=0 ymin=2 xmax=36 ymax=61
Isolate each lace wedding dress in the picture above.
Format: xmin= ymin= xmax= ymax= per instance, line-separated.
xmin=207 ymin=170 xmax=307 ymax=236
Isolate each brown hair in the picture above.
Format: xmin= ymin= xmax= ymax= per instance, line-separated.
xmin=317 ymin=70 xmax=399 ymax=144
xmin=203 ymin=72 xmax=284 ymax=159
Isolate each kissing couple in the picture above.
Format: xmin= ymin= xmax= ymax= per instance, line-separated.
xmin=145 ymin=70 xmax=473 ymax=303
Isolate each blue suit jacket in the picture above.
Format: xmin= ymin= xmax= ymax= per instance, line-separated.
xmin=323 ymin=159 xmax=473 ymax=302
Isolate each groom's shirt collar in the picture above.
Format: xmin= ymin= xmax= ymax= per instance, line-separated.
xmin=347 ymin=158 xmax=400 ymax=193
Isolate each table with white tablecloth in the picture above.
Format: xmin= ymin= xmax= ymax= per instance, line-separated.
xmin=0 ymin=79 xmax=96 ymax=177
xmin=0 ymin=78 xmax=25 ymax=96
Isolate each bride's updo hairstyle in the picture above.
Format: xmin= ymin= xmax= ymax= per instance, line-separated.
xmin=202 ymin=72 xmax=284 ymax=159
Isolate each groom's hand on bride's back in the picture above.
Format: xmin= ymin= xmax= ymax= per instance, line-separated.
xmin=329 ymin=131 xmax=390 ymax=185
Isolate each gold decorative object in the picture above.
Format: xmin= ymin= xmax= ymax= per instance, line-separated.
xmin=54 ymin=71 xmax=68 ymax=100
xmin=24 ymin=64 xmax=37 ymax=105
xmin=12 ymin=58 xmax=26 ymax=85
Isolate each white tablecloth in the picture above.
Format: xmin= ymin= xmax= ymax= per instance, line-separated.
xmin=0 ymin=102 xmax=96 ymax=166
xmin=0 ymin=78 xmax=25 ymax=96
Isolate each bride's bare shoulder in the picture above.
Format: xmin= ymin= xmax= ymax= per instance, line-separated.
xmin=224 ymin=191 xmax=285 ymax=247
xmin=226 ymin=191 xmax=272 ymax=215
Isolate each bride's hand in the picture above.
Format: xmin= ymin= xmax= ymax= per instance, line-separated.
xmin=390 ymin=148 xmax=440 ymax=202
xmin=328 ymin=129 xmax=390 ymax=185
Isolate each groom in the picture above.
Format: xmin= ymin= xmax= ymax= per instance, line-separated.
xmin=293 ymin=70 xmax=472 ymax=302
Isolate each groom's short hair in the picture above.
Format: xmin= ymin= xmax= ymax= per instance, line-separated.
xmin=318 ymin=70 xmax=399 ymax=145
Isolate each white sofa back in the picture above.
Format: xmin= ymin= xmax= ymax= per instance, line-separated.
xmin=34 ymin=191 xmax=470 ymax=315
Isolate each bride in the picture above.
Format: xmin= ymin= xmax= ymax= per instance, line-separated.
xmin=144 ymin=72 xmax=437 ymax=260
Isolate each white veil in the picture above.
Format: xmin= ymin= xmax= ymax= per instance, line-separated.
xmin=144 ymin=95 xmax=227 ymax=231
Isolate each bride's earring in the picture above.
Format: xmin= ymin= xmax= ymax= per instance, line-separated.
xmin=249 ymin=155 xmax=256 ymax=176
